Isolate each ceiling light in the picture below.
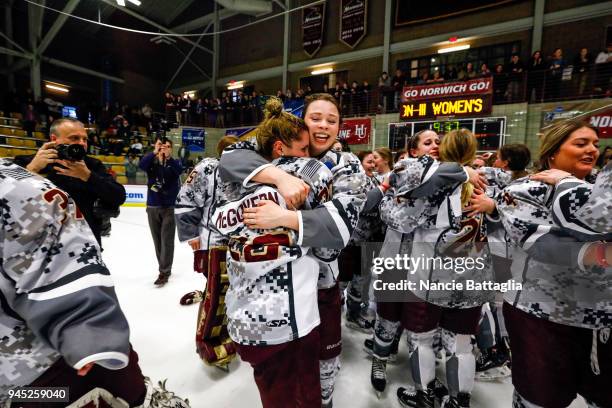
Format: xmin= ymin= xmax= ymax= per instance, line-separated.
xmin=438 ymin=44 xmax=470 ymax=54
xmin=311 ymin=67 xmax=333 ymax=75
xmin=45 ymin=83 xmax=69 ymax=93
xmin=116 ymin=0 xmax=141 ymax=6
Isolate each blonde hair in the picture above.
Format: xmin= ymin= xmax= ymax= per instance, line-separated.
xmin=538 ymin=119 xmax=597 ymax=171
xmin=374 ymin=147 xmax=394 ymax=169
xmin=439 ymin=129 xmax=478 ymax=206
xmin=255 ymin=97 xmax=307 ymax=158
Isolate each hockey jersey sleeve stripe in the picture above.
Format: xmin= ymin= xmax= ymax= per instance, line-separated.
xmin=28 ymin=271 xmax=115 ymax=301
xmin=73 ymin=351 xmax=129 ymax=370
xmin=28 ymin=264 xmax=110 ymax=294
xmin=297 ymin=210 xmax=305 ymax=246
xmin=244 ymin=163 xmax=273 ymax=187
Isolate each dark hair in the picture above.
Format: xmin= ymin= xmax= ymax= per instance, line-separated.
xmin=357 ymin=150 xmax=372 ymax=162
xmin=407 ymin=130 xmax=437 ymax=158
xmin=303 ymin=93 xmax=341 ymax=122
xmin=394 ymin=149 xmax=408 ymax=162
xmin=156 ymin=136 xmax=172 ymax=147
xmin=499 ymin=143 xmax=531 ymax=179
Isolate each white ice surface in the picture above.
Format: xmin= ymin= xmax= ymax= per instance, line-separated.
xmin=105 ymin=207 xmax=586 ymax=408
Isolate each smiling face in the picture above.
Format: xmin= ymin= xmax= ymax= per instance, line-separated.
xmin=372 ymin=151 xmax=390 ymax=173
xmin=550 ymin=127 xmax=599 ymax=179
xmin=361 ymin=153 xmax=376 ymax=177
xmin=304 ymin=99 xmax=340 ymax=157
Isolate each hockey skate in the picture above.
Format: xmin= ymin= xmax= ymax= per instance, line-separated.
xmin=363 ymin=338 xmax=399 ymax=364
xmin=371 ymin=356 xmax=387 ymax=398
xmin=397 ymin=379 xmax=447 ymax=408
xmin=475 ymin=339 xmax=511 ymax=381
xmin=439 ymin=392 xmax=470 ymax=408
xmin=146 ymin=378 xmax=191 ymax=408
xmin=345 ymin=311 xmax=374 ymax=333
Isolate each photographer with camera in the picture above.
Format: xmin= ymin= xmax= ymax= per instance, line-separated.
xmin=14 ymin=118 xmax=126 ymax=245
xmin=139 ymin=137 xmax=183 ymax=286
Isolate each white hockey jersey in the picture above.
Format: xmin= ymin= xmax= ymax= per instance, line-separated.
xmin=380 ymin=156 xmax=494 ymax=308
xmin=215 ymin=157 xmax=334 ymax=345
xmin=174 ymin=157 xmax=226 ymax=248
xmin=0 ymin=160 xmax=130 ymax=401
xmin=219 ymin=139 xmax=367 ymax=289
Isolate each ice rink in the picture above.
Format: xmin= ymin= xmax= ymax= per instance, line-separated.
xmin=106 ymin=207 xmax=586 ymax=408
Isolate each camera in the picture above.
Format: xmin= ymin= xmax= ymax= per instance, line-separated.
xmin=56 ymin=144 xmax=87 ymax=161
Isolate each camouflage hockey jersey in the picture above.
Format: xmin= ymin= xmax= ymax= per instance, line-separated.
xmin=350 ymin=175 xmax=384 ymax=244
xmin=497 ymin=177 xmax=611 ymax=329
xmin=0 ymin=160 xmax=130 ymax=401
xmin=479 ymin=166 xmax=514 ymax=258
xmin=174 ymin=157 xmax=226 ymax=248
xmin=380 ymin=156 xmax=494 ymax=308
xmin=219 ymin=139 xmax=367 ymax=289
xmin=214 ymin=157 xmax=334 ymax=345
xmin=551 ymin=162 xmax=612 ymax=236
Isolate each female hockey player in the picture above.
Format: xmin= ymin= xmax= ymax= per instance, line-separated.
xmin=215 ymin=98 xmax=333 ymax=407
xmin=174 ymin=135 xmax=239 ymax=368
xmin=219 ymin=93 xmax=367 ymax=408
xmin=381 ymin=129 xmax=493 ymax=408
xmin=497 ymin=119 xmax=611 ymax=408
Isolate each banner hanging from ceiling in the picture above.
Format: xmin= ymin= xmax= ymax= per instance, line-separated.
xmin=303 ymin=2 xmax=326 ymax=57
xmin=339 ymin=0 xmax=367 ymax=49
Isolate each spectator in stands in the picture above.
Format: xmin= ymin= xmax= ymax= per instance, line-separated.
xmin=350 ymin=81 xmax=361 ymax=115
xmin=466 ymin=62 xmax=477 ymax=79
xmin=480 ymin=63 xmax=492 ymax=77
xmin=546 ymin=48 xmax=565 ymax=100
xmin=392 ymin=69 xmax=405 ymax=111
xmin=125 ymin=154 xmax=139 ymax=184
xmin=13 ymin=118 xmax=126 ymax=245
xmin=594 ymin=43 xmax=612 ymax=95
xmin=22 ymin=103 xmax=36 ymax=137
xmin=378 ymin=71 xmax=393 ymax=112
xmin=418 ymin=71 xmax=430 ymax=84
xmin=362 ymin=80 xmax=371 ymax=112
xmin=427 ymin=70 xmax=445 ymax=83
xmin=457 ymin=63 xmax=467 ymax=80
xmin=446 ymin=65 xmax=458 ymax=81
xmin=140 ymin=137 xmax=182 ymax=286
xmin=573 ymin=47 xmax=593 ymax=96
xmin=527 ymin=50 xmax=545 ymax=101
xmin=506 ymin=54 xmax=525 ymax=102
xmin=493 ymin=64 xmax=508 ymax=103
xmin=323 ymin=83 xmax=330 ymax=94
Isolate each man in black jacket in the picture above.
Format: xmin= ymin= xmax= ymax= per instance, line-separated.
xmin=14 ymin=118 xmax=125 ymax=245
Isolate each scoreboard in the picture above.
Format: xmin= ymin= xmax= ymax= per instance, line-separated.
xmin=388 ymin=117 xmax=506 ymax=152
